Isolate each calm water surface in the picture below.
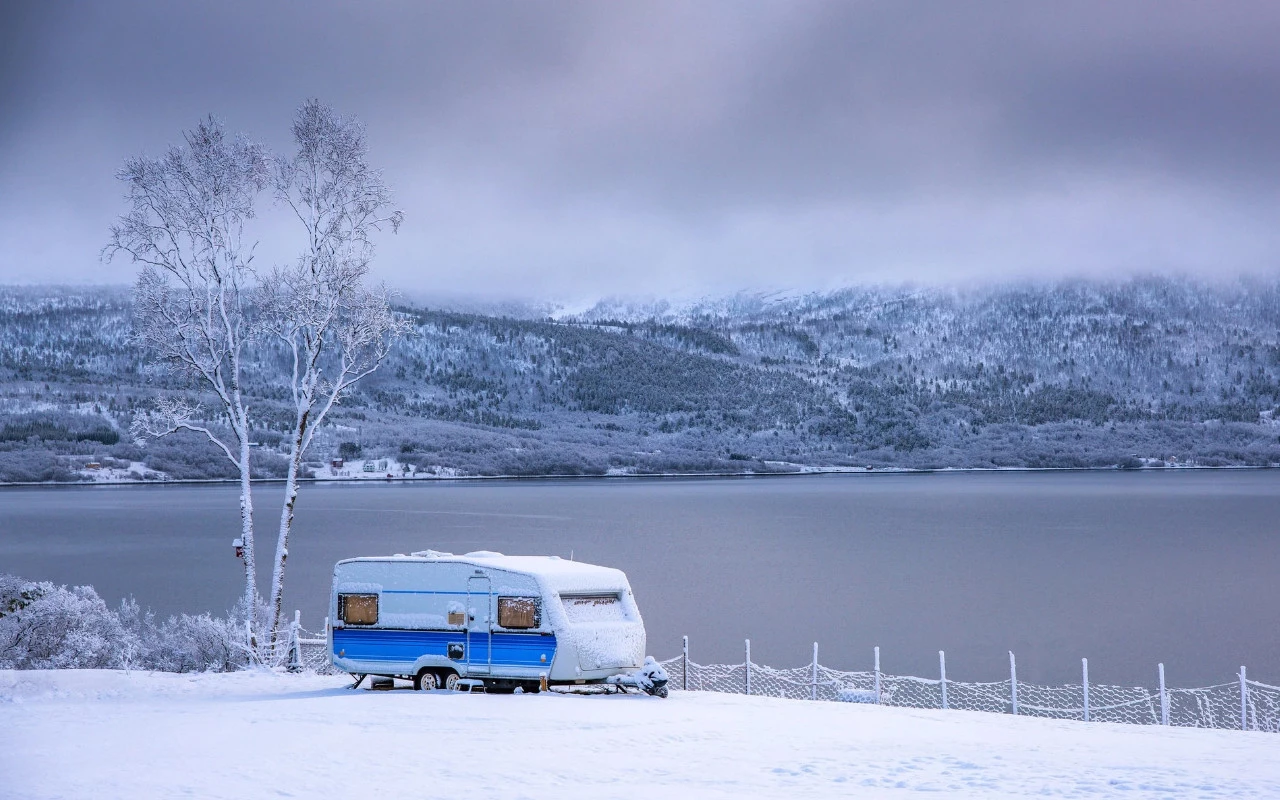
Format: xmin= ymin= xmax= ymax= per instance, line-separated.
xmin=2 ymin=471 xmax=1277 ymax=686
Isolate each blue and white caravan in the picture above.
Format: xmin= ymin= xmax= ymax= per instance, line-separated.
xmin=329 ymin=550 xmax=668 ymax=696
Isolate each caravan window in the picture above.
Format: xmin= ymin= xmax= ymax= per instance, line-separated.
xmin=338 ymin=593 xmax=379 ymax=625
xmin=497 ymin=596 xmax=540 ymax=629
xmin=560 ymin=593 xmax=626 ymax=623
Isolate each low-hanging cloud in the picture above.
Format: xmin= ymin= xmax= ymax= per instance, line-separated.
xmin=2 ymin=0 xmax=1278 ymax=300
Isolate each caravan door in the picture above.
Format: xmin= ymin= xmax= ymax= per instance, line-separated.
xmin=466 ymin=575 xmax=492 ymax=674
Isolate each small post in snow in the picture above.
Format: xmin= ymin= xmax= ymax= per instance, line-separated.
xmin=745 ymin=639 xmax=751 ymax=696
xmin=874 ymin=646 xmax=882 ymax=705
xmin=682 ymin=635 xmax=689 ymax=692
xmin=288 ymin=610 xmax=302 ymax=671
xmin=1240 ymin=666 xmax=1248 ymax=731
xmin=1082 ymin=658 xmax=1089 ymax=722
xmin=811 ymin=642 xmax=819 ymax=701
xmin=1158 ymin=663 xmax=1168 ymax=726
xmin=1009 ymin=651 xmax=1018 ymax=716
xmin=939 ymin=650 xmax=948 ymax=710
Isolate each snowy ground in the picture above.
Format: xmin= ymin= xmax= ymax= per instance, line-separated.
xmin=2 ymin=670 xmax=1277 ymax=799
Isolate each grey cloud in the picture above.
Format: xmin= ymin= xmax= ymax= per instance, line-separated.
xmin=1 ymin=1 xmax=1279 ymax=298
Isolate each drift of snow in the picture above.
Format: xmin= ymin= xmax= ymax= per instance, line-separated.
xmin=2 ymin=670 xmax=1278 ymax=799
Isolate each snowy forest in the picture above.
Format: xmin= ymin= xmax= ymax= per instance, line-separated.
xmin=3 ymin=276 xmax=1280 ymax=483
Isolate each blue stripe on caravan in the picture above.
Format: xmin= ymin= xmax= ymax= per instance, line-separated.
xmin=489 ymin=633 xmax=553 ymax=668
xmin=333 ymin=627 xmax=556 ymax=669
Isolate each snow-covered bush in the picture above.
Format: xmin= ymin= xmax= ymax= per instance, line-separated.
xmin=0 ymin=575 xmax=130 ymax=669
xmin=116 ymin=599 xmax=244 ymax=673
xmin=0 ymin=574 xmax=257 ymax=673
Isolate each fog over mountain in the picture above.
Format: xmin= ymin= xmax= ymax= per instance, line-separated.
xmin=4 ymin=277 xmax=1280 ymax=482
xmin=3 ymin=2 xmax=1280 ymax=298
xmin=6 ymin=4 xmax=1280 ymax=478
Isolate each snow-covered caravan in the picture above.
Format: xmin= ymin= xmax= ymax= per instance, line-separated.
xmin=329 ymin=550 xmax=665 ymax=694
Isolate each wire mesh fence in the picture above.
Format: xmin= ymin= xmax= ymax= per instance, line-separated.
xmin=295 ymin=631 xmax=339 ymax=674
xmin=658 ymin=638 xmax=1280 ymax=733
xmin=291 ymin=618 xmax=1279 ymax=732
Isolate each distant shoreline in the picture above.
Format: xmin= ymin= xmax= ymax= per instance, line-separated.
xmin=0 ymin=462 xmax=1273 ymax=489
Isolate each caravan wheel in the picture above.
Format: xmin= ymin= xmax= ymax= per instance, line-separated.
xmin=414 ymin=669 xmax=438 ymax=691
xmin=442 ymin=671 xmax=461 ymax=691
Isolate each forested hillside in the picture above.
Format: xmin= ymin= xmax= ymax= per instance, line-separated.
xmin=3 ymin=278 xmax=1280 ymax=482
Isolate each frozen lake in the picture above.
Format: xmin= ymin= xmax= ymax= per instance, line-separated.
xmin=2 ymin=470 xmax=1278 ymax=686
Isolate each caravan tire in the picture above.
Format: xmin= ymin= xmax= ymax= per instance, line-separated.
xmin=442 ymin=671 xmax=461 ymax=691
xmin=414 ymin=670 xmax=438 ymax=691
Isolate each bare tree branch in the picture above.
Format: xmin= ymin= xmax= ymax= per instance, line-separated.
xmin=261 ymin=100 xmax=406 ymax=648
xmin=104 ymin=115 xmax=269 ymax=632
xmin=130 ymin=398 xmax=239 ymax=466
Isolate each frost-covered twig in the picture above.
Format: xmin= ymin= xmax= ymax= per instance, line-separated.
xmin=104 ymin=116 xmax=269 ymax=626
xmin=260 ymin=100 xmax=407 ymax=651
xmin=129 ymin=398 xmax=238 ymax=466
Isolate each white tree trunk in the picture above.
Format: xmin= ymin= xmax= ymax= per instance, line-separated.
xmin=268 ymin=410 xmax=308 ymax=653
xmin=238 ymin=434 xmax=257 ymax=633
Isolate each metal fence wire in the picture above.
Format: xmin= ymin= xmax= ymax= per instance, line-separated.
xmin=656 ymin=639 xmax=1280 ymax=733
xmin=292 ymin=621 xmax=1279 ymax=732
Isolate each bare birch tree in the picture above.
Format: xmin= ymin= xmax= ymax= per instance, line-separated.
xmin=262 ymin=99 xmax=407 ymax=646
xmin=103 ymin=117 xmax=269 ymax=629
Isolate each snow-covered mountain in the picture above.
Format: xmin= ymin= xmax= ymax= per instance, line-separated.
xmin=3 ymin=277 xmax=1280 ymax=481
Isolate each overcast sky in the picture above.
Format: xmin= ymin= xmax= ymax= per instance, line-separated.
xmin=2 ymin=1 xmax=1279 ymax=301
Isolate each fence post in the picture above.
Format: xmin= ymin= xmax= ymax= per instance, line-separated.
xmin=1082 ymin=658 xmax=1089 ymax=722
xmin=939 ymin=650 xmax=948 ymax=710
xmin=286 ymin=610 xmax=301 ymax=671
xmin=1158 ymin=663 xmax=1168 ymax=726
xmin=1240 ymin=666 xmax=1248 ymax=731
xmin=745 ymin=639 xmax=751 ymax=696
xmin=811 ymin=642 xmax=819 ymax=701
xmin=1009 ymin=651 xmax=1018 ymax=716
xmin=874 ymin=646 xmax=882 ymax=704
xmin=682 ymin=635 xmax=689 ymax=692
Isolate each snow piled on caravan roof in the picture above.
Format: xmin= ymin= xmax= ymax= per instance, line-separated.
xmin=344 ymin=550 xmax=632 ymax=593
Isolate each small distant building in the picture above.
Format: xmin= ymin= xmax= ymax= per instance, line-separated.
xmin=331 ymin=459 xmax=344 ymax=469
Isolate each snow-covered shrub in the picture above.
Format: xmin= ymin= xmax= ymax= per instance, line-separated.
xmin=116 ymin=599 xmax=243 ymax=673
xmin=1 ymin=574 xmax=256 ymax=673
xmin=0 ymin=573 xmax=43 ymax=616
xmin=0 ymin=576 xmax=131 ymax=669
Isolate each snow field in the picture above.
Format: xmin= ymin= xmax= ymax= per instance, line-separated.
xmin=1 ymin=669 xmax=1278 ymax=799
